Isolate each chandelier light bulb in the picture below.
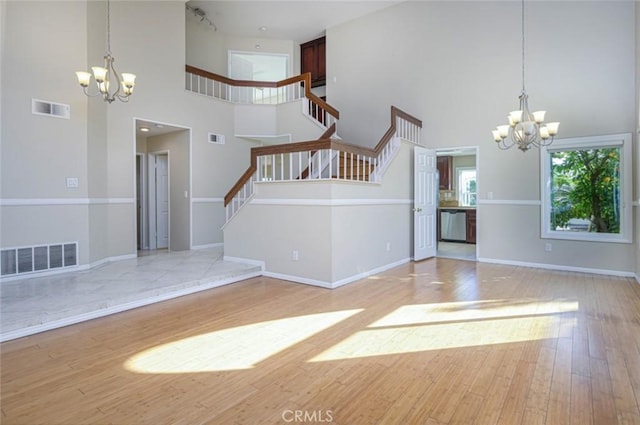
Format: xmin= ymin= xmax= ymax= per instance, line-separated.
xmin=546 ymin=122 xmax=560 ymax=135
xmin=533 ymin=110 xmax=546 ymax=123
xmin=509 ymin=110 xmax=523 ymax=124
xmin=75 ymin=71 xmax=92 ymax=87
xmin=121 ymin=73 xmax=136 ymax=88
xmin=539 ymin=127 xmax=550 ymax=139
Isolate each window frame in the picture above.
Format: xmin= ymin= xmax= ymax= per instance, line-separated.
xmin=456 ymin=166 xmax=477 ymax=207
xmin=540 ymin=133 xmax=632 ymax=243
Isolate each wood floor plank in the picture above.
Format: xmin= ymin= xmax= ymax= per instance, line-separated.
xmin=1 ymin=260 xmax=639 ymax=424
xmin=570 ymin=373 xmax=593 ymax=425
xmin=545 ymin=337 xmax=573 ymax=425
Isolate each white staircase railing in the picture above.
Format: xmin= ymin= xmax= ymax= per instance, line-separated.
xmin=185 ymin=65 xmax=339 ymax=130
xmin=185 ymin=72 xmax=305 ymax=105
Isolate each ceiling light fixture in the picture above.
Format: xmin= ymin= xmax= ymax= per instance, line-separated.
xmin=76 ymin=0 xmax=136 ymax=103
xmin=186 ymin=4 xmax=217 ymax=31
xmin=140 ymin=127 xmax=150 ymax=132
xmin=492 ymin=0 xmax=559 ymax=152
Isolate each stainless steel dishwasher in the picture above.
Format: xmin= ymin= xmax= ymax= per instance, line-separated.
xmin=440 ymin=209 xmax=467 ymax=242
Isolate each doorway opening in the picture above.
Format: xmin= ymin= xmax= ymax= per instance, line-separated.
xmin=435 ymin=147 xmax=478 ymax=261
xmin=134 ymin=119 xmax=192 ymax=254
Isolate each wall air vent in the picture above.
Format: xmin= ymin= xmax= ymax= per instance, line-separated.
xmin=32 ymin=99 xmax=70 ymax=119
xmin=1 ymin=242 xmax=78 ymax=277
xmin=208 ymin=132 xmax=225 ymax=144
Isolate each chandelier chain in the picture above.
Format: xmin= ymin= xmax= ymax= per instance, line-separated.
xmin=521 ymin=0 xmax=525 ymax=94
xmin=106 ymin=0 xmax=111 ymax=56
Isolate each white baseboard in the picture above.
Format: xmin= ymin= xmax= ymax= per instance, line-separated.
xmin=0 ymin=270 xmax=262 ymax=342
xmin=478 ymin=257 xmax=636 ymax=278
xmin=223 ymin=256 xmax=265 ymax=270
xmin=263 ymin=257 xmax=411 ymax=289
xmin=89 ymin=253 xmax=138 ymax=269
xmin=191 ymin=243 xmax=224 ymax=250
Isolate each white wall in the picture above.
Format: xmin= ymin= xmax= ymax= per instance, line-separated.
xmin=223 ymin=140 xmax=414 ymax=287
xmin=0 ymin=1 xmax=93 ymax=264
xmin=328 ymin=1 xmax=637 ymax=275
xmin=186 ymin=21 xmax=296 ymax=77
xmin=0 ymin=1 xmax=257 ymax=267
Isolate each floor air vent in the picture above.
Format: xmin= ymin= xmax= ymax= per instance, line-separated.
xmin=1 ymin=243 xmax=78 ymax=277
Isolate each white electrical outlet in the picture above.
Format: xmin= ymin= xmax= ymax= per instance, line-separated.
xmin=545 ymin=243 xmax=552 ymax=252
xmin=386 ymin=242 xmax=391 ymax=252
xmin=66 ymin=177 xmax=79 ymax=188
xmin=292 ymin=250 xmax=299 ymax=261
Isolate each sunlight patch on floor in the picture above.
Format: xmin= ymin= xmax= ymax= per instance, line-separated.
xmin=368 ymin=299 xmax=579 ymax=327
xmin=124 ymin=309 xmax=362 ymax=373
xmin=309 ymin=299 xmax=578 ymax=362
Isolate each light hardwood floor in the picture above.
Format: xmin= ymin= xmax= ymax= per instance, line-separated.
xmin=2 ymin=258 xmax=639 ymax=425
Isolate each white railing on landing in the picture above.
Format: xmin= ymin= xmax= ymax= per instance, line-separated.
xmin=185 ymin=65 xmax=340 ymax=130
xmin=224 ymin=108 xmax=422 ymax=222
xmin=185 ymin=72 xmax=305 ymax=105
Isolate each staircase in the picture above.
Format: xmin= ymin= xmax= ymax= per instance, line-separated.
xmin=184 ymin=64 xmax=423 ymax=222
xmin=223 ymin=106 xmax=421 ymax=221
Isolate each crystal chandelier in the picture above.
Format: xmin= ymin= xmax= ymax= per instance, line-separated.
xmin=492 ymin=0 xmax=559 ymax=151
xmin=75 ymin=0 xmax=136 ymax=103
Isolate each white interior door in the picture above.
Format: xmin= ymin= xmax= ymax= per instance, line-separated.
xmin=414 ymin=146 xmax=437 ymax=261
xmin=155 ymin=154 xmax=169 ymax=249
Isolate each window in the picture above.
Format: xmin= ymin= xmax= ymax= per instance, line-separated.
xmin=457 ymin=167 xmax=477 ymax=206
xmin=228 ymin=52 xmax=289 ymax=82
xmin=228 ymin=51 xmax=289 ymax=103
xmin=541 ymin=133 xmax=632 ymax=243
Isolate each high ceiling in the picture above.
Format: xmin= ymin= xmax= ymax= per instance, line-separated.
xmin=186 ymin=0 xmax=402 ymax=43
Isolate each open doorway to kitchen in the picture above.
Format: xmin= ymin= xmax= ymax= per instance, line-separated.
xmin=436 ymin=147 xmax=478 ymax=261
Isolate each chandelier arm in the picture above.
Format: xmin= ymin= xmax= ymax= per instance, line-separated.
xmin=82 ymin=86 xmax=104 ymax=98
xmin=106 ymin=55 xmax=124 ymax=101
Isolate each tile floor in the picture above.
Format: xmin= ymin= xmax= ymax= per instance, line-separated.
xmin=0 ymin=247 xmax=262 ymax=342
xmin=437 ymin=241 xmax=477 ymax=261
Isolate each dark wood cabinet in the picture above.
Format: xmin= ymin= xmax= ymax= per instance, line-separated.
xmin=437 ymin=156 xmax=452 ymax=190
xmin=301 ymin=36 xmax=326 ymax=88
xmin=466 ymin=209 xmax=477 ymax=244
